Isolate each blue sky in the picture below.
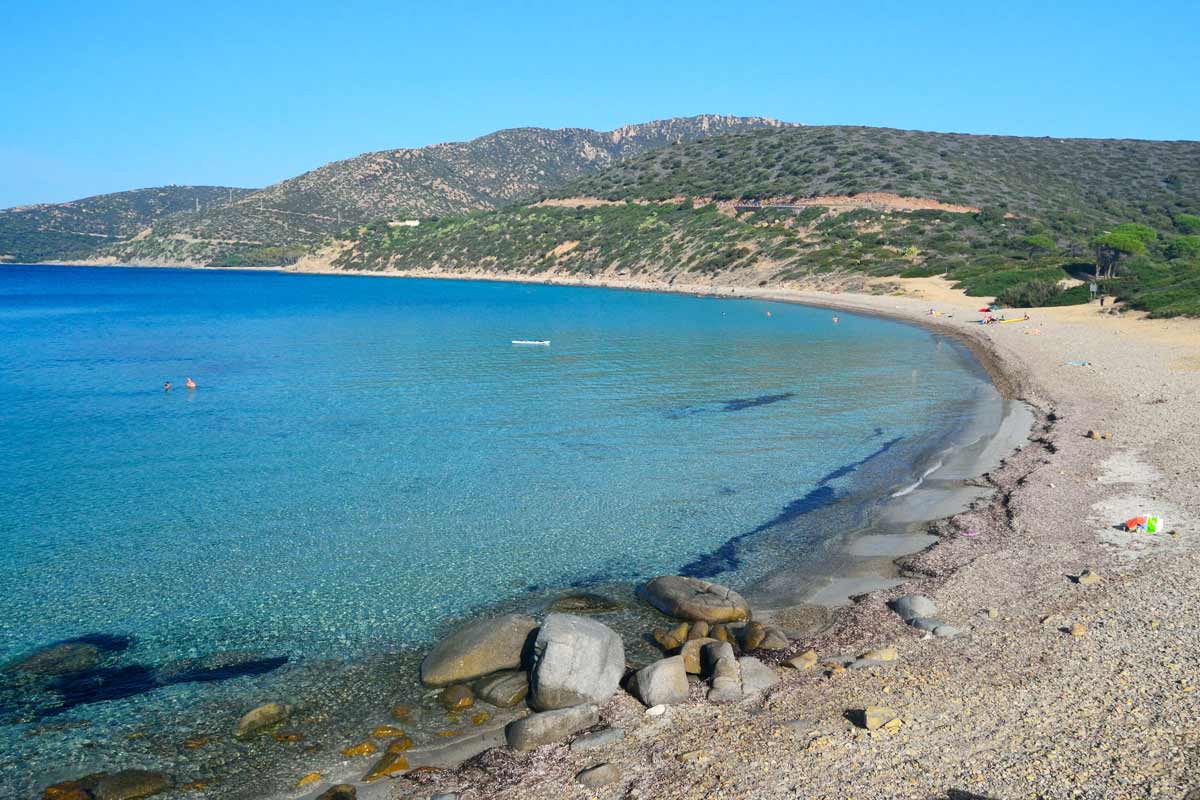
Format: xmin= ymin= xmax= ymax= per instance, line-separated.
xmin=2 ymin=0 xmax=1197 ymax=208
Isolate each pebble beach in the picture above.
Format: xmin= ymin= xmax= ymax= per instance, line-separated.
xmin=308 ymin=272 xmax=1200 ymax=800
xmin=29 ymin=269 xmax=1200 ymax=800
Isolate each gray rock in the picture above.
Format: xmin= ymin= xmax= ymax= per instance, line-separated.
xmin=933 ymin=624 xmax=963 ymax=639
xmin=700 ymin=641 xmax=735 ymax=676
xmin=889 ymin=594 xmax=937 ymax=621
xmin=505 ymin=704 xmax=599 ymax=751
xmin=93 ymin=769 xmax=173 ymax=800
xmin=639 ymin=576 xmax=751 ymax=623
xmin=405 ymin=713 xmax=516 ymax=769
xmin=758 ymin=626 xmax=790 ymax=650
xmin=430 ymin=795 xmax=459 ymax=800
xmin=576 ymin=763 xmax=621 ymax=787
xmin=234 ymin=702 xmax=290 ymax=739
xmin=528 ymin=614 xmax=624 ymax=711
xmin=707 ymin=651 xmax=742 ymax=703
xmin=420 ymin=614 xmax=538 ymax=688
xmin=908 ymin=616 xmax=943 ymax=632
xmin=570 ymin=726 xmax=626 ymax=751
xmin=473 ymin=669 xmax=529 ymax=708
xmin=738 ymin=656 xmax=779 ymax=695
xmin=631 ymin=655 xmax=689 ymax=707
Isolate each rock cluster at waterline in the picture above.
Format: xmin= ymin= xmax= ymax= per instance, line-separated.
xmin=33 ymin=576 xmax=827 ymax=797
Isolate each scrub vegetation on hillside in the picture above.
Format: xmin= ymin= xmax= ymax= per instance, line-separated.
xmin=340 ymin=126 xmax=1200 ymax=316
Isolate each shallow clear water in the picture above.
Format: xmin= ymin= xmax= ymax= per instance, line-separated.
xmin=0 ymin=265 xmax=993 ymax=795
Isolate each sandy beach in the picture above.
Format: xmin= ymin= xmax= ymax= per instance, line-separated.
xmin=270 ymin=267 xmax=1199 ymax=800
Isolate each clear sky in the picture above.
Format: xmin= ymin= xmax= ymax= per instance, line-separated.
xmin=3 ymin=0 xmax=1197 ymax=208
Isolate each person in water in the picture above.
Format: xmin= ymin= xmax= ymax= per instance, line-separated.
xmin=832 ymin=315 xmax=840 ymax=324
xmin=163 ymin=381 xmax=171 ymax=391
xmin=185 ymin=377 xmax=197 ymax=390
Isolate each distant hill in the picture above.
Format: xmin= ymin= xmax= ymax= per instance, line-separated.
xmin=101 ymin=115 xmax=792 ymax=266
xmin=550 ymin=125 xmax=1200 ymax=228
xmin=0 ymin=186 xmax=255 ymax=264
xmin=332 ymin=126 xmax=1200 ymax=316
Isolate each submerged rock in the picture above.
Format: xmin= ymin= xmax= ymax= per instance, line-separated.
xmin=315 ymin=786 xmax=357 ymax=800
xmin=548 ymin=593 xmax=621 ymax=614
xmin=506 ymin=704 xmax=599 ymax=751
xmin=528 ymin=614 xmax=623 ymax=711
xmin=8 ymin=642 xmax=101 ymax=677
xmin=92 ymin=769 xmax=173 ymax=800
xmin=631 ymin=656 xmax=689 ymax=707
xmin=439 ymin=684 xmax=475 ymax=711
xmin=420 ymin=614 xmax=538 ymax=688
xmin=639 ymin=576 xmax=751 ymax=623
xmin=41 ymin=773 xmax=107 ymax=800
xmin=234 ymin=702 xmax=290 ymax=739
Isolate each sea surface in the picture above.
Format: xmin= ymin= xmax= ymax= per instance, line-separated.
xmin=0 ymin=265 xmax=996 ymax=796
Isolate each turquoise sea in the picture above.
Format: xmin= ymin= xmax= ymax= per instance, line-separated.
xmin=0 ymin=265 xmax=995 ymax=796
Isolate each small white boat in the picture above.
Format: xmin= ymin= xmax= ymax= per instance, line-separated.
xmin=511 ymin=339 xmax=550 ymax=346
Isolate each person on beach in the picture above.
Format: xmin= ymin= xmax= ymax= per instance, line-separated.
xmin=1100 ymin=295 xmax=1105 ymax=307
xmin=185 ymin=377 xmax=197 ymax=390
xmin=163 ymin=381 xmax=172 ymax=391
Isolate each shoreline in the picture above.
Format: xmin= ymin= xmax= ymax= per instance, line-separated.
xmin=286 ymin=268 xmax=1200 ymax=798
xmin=13 ymin=262 xmax=1200 ymax=798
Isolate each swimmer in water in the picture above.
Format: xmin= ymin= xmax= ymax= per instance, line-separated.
xmin=163 ymin=381 xmax=172 ymax=391
xmin=832 ymin=315 xmax=840 ymax=324
xmin=185 ymin=377 xmax=197 ymax=390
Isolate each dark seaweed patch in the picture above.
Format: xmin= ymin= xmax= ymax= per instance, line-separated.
xmin=666 ymin=392 xmax=796 ymax=419
xmin=720 ymin=393 xmax=795 ymax=412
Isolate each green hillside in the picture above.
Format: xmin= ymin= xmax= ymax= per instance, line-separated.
xmin=100 ymin=115 xmax=789 ymax=266
xmin=0 ymin=186 xmax=254 ymax=263
xmin=335 ymin=126 xmax=1200 ymax=316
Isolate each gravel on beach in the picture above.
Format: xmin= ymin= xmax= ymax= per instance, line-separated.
xmin=373 ymin=277 xmax=1200 ymax=800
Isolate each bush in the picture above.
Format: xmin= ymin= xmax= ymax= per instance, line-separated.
xmin=1167 ymin=235 xmax=1200 ymax=260
xmin=1175 ymin=213 xmax=1200 ymax=234
xmin=996 ymin=279 xmax=1090 ymax=308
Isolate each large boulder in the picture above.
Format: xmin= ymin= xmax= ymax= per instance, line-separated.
xmin=528 ymin=614 xmax=624 ymax=711
xmin=889 ymin=595 xmax=937 ymax=622
xmin=420 ymin=614 xmax=538 ymax=688
xmin=631 ymin=656 xmax=689 ymax=707
xmin=639 ymin=577 xmax=750 ymax=623
xmin=505 ymin=704 xmax=599 ymax=751
xmin=92 ymin=770 xmax=173 ymax=800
